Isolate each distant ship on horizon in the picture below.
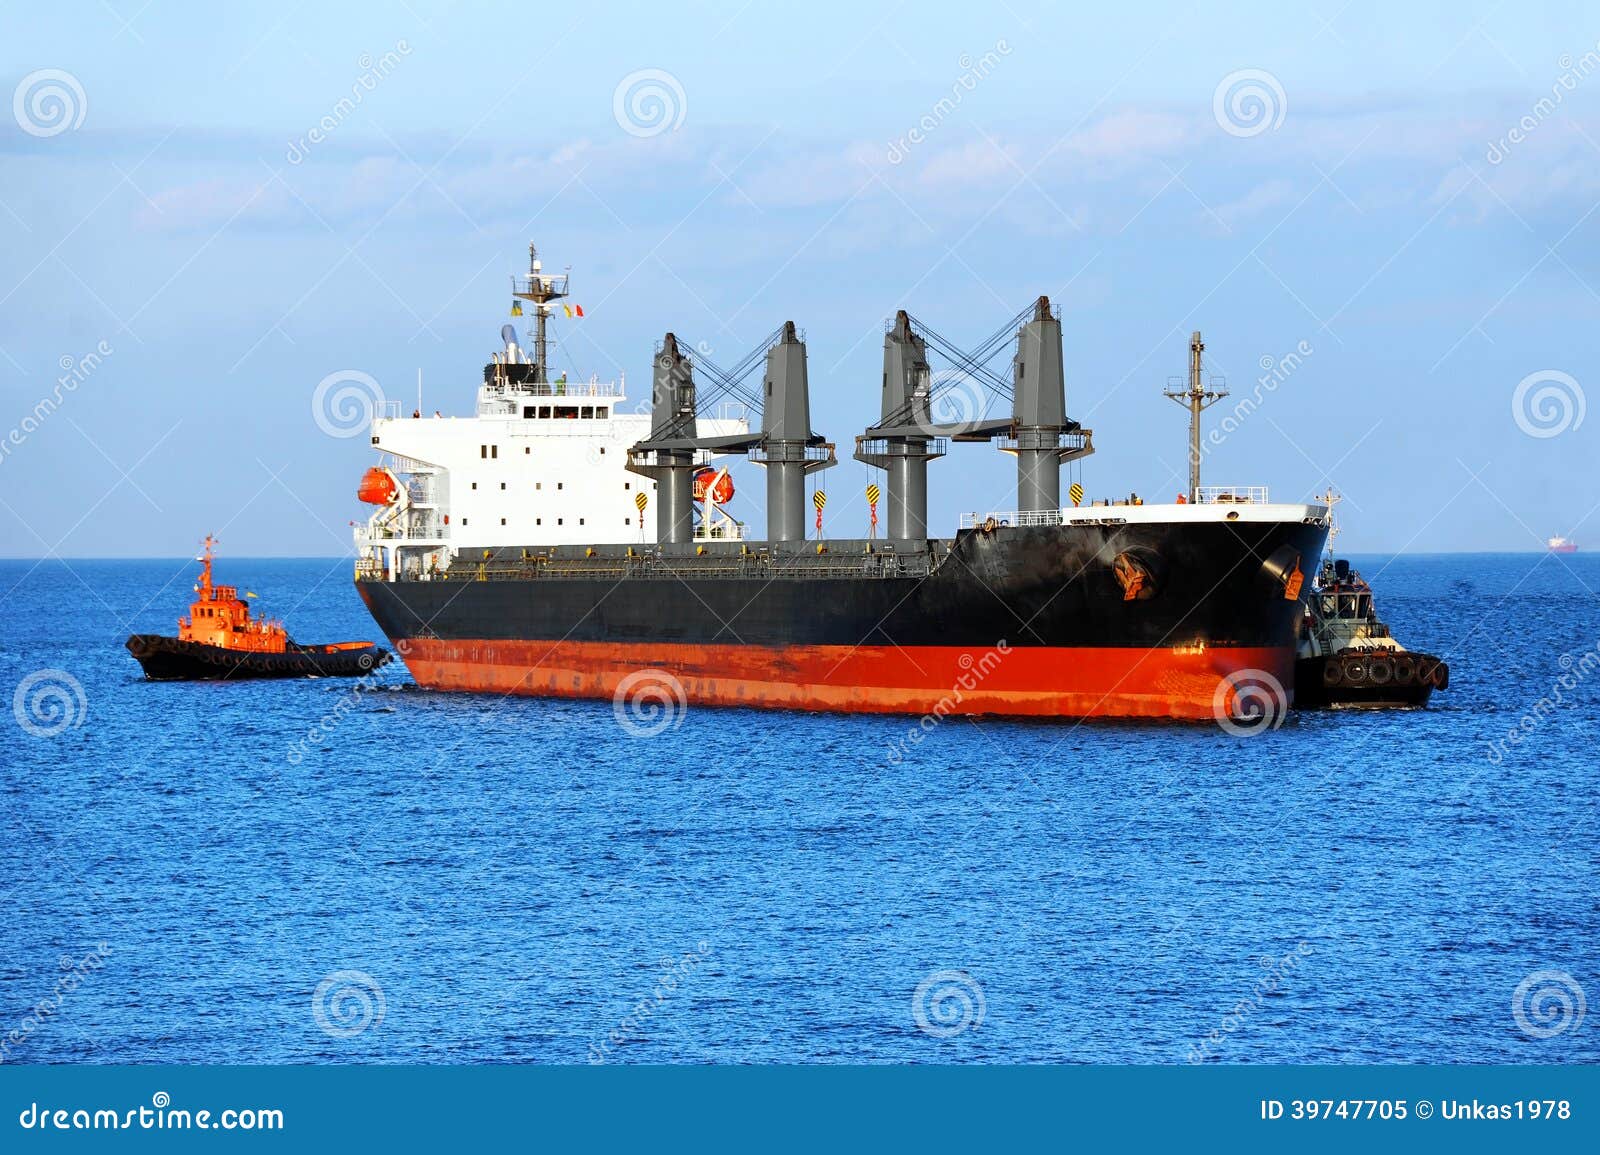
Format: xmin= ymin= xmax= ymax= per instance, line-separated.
xmin=1548 ymin=536 xmax=1578 ymax=554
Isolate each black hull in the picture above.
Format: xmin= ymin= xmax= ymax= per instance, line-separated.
xmin=126 ymin=635 xmax=390 ymax=681
xmin=355 ymin=518 xmax=1330 ymax=718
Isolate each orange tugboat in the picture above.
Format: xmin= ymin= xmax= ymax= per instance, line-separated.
xmin=127 ymin=536 xmax=390 ymax=680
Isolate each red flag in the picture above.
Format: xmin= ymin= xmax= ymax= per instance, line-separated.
xmin=574 ymin=305 xmax=585 ymax=318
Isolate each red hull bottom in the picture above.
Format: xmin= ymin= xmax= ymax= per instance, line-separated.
xmin=395 ymin=639 xmax=1294 ymax=720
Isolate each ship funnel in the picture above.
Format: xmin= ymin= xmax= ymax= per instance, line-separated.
xmin=757 ymin=322 xmax=834 ymax=545
xmin=1012 ymin=295 xmax=1069 ymax=514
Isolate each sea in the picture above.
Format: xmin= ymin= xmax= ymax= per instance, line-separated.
xmin=1 ymin=553 xmax=1595 ymax=1065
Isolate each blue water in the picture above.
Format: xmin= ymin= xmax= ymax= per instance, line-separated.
xmin=1 ymin=554 xmax=1596 ymax=1065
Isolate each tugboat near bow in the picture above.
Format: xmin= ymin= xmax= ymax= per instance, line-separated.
xmin=1292 ymin=497 xmax=1449 ymax=707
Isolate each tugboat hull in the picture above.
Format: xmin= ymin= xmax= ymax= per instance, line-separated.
xmin=126 ymin=635 xmax=390 ymax=681
xmin=1292 ymin=651 xmax=1447 ymax=708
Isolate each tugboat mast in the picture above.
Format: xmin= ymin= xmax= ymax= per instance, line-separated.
xmin=1164 ymin=331 xmax=1227 ymax=501
xmin=510 ymin=242 xmax=570 ymax=383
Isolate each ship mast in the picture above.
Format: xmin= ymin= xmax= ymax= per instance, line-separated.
xmin=510 ymin=242 xmax=570 ymax=384
xmin=1163 ymin=331 xmax=1227 ymax=501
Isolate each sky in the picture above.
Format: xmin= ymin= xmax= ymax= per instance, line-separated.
xmin=2 ymin=0 xmax=1599 ymax=555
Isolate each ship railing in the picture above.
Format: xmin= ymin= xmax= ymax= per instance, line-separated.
xmin=357 ymin=525 xmax=450 ymax=542
xmin=483 ymin=379 xmax=622 ymax=399
xmin=377 ymin=400 xmax=402 ymax=419
xmin=429 ymin=553 xmax=936 ymax=582
xmin=386 ymin=455 xmax=439 ymax=475
xmin=958 ymin=509 xmax=1064 ymax=529
xmin=1195 ymin=486 xmax=1268 ymax=504
xmin=693 ymin=523 xmax=745 ymax=541
xmin=511 ymin=272 xmax=570 ymax=298
xmin=746 ymin=443 xmax=836 ymax=465
xmin=857 ymin=436 xmax=951 ymax=457
xmin=993 ymin=431 xmax=1091 ymax=454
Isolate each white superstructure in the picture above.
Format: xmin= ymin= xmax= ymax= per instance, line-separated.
xmin=354 ymin=246 xmax=748 ymax=580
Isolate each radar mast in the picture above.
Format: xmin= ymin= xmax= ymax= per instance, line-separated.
xmin=510 ymin=243 xmax=570 ymax=383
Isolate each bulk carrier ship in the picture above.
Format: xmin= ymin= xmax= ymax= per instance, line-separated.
xmin=352 ymin=244 xmax=1330 ymax=719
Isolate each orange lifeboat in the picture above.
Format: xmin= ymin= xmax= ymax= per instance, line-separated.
xmin=358 ymin=466 xmax=399 ymax=505
xmin=692 ymin=467 xmax=734 ymax=504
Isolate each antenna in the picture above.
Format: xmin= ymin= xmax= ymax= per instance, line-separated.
xmin=1318 ymin=487 xmax=1342 ymax=558
xmin=1163 ymin=331 xmax=1228 ymax=502
xmin=510 ymin=240 xmax=571 ymax=384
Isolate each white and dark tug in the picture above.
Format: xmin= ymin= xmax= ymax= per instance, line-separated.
xmin=1293 ymin=555 xmax=1449 ymax=708
xmin=352 ymin=243 xmax=1333 ymax=720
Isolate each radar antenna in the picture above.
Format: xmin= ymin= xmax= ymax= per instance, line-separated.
xmin=510 ymin=242 xmax=570 ymax=383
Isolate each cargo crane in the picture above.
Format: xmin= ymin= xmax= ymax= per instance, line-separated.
xmin=627 ymin=323 xmax=836 ymax=547
xmin=854 ymin=297 xmax=1093 ymax=539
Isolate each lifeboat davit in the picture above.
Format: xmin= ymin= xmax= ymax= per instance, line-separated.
xmin=692 ymin=468 xmax=733 ymax=504
xmin=357 ymin=467 xmax=399 ymax=505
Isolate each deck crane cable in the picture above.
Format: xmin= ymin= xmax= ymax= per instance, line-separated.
xmin=682 ymin=322 xmax=788 ymax=418
xmin=868 ymin=302 xmax=1034 ymax=431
